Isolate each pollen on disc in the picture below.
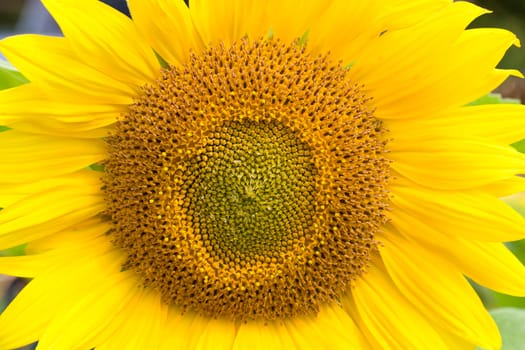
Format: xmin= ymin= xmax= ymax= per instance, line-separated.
xmin=103 ymin=38 xmax=390 ymax=321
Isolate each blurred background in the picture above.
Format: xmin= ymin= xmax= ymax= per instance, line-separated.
xmin=0 ymin=0 xmax=524 ymax=349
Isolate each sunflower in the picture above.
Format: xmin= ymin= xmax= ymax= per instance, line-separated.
xmin=1 ymin=0 xmax=525 ymax=349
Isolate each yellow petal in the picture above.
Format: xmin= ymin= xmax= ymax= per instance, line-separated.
xmin=447 ymin=239 xmax=525 ymax=297
xmin=160 ymin=310 xmax=209 ymax=350
xmin=0 ymin=84 xmax=122 ymax=136
xmin=24 ymin=217 xmax=108 ymax=254
xmin=194 ymin=317 xmax=237 ymax=350
xmin=36 ymin=271 xmax=138 ymax=350
xmin=0 ymin=131 xmax=106 ymax=184
xmin=41 ymin=0 xmax=159 ymax=86
xmin=351 ymin=263 xmax=449 ymax=349
xmin=440 ymin=331 xmax=477 ymax=350
xmin=307 ymin=0 xmax=384 ymax=61
xmin=388 ymin=211 xmax=525 ymax=296
xmin=390 ymin=182 xmax=525 ymax=241
xmin=91 ymin=288 xmax=165 ymax=350
xmin=92 ymin=290 xmax=144 ymax=350
xmin=0 ymin=240 xmax=122 ymax=349
xmin=264 ymin=0 xmax=334 ymax=43
xmin=0 ymin=83 xmax=125 ymax=121
xmin=379 ymin=233 xmax=500 ymax=349
xmin=0 ymin=170 xmax=101 ymax=207
xmin=127 ymin=0 xmax=204 ymax=66
xmin=0 ymin=223 xmax=107 ymax=277
xmin=389 ymin=140 xmax=525 ymax=190
xmin=190 ymin=0 xmax=274 ymax=47
xmin=233 ymin=321 xmax=291 ymax=350
xmin=7 ymin=119 xmax=112 ymax=138
xmin=352 ymin=2 xmax=516 ymax=119
xmin=285 ymin=303 xmax=365 ymax=349
xmin=386 ymin=103 xmax=525 ymax=147
xmin=0 ymin=34 xmax=137 ymax=98
xmin=380 ymin=0 xmax=451 ymax=30
xmin=376 ymin=29 xmax=518 ymax=119
xmin=0 ymin=187 xmax=104 ymax=250
xmin=480 ymin=176 xmax=525 ymax=197
xmin=0 ymin=276 xmax=76 ymax=348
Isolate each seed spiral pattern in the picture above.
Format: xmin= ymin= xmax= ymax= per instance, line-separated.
xmin=181 ymin=120 xmax=317 ymax=260
xmin=103 ymin=38 xmax=390 ymax=321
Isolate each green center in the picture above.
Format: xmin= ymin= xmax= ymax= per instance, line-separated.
xmin=182 ymin=120 xmax=316 ymax=260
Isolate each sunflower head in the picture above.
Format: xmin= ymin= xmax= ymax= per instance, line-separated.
xmin=104 ymin=37 xmax=390 ymax=321
xmin=0 ymin=0 xmax=524 ymax=349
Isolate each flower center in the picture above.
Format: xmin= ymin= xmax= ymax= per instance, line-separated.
xmin=103 ymin=38 xmax=390 ymax=321
xmin=181 ymin=120 xmax=317 ymax=261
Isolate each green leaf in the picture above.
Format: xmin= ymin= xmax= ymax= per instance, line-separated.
xmin=511 ymin=139 xmax=525 ymax=153
xmin=0 ymin=61 xmax=25 ymax=132
xmin=0 ymin=60 xmax=28 ymax=90
xmin=467 ymin=93 xmax=521 ymax=106
xmin=490 ymin=308 xmax=525 ymax=350
xmin=297 ymin=30 xmax=310 ymax=47
xmin=0 ymin=243 xmax=26 ymax=257
xmin=88 ymin=163 xmax=105 ymax=172
xmin=154 ymin=50 xmax=170 ymax=69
